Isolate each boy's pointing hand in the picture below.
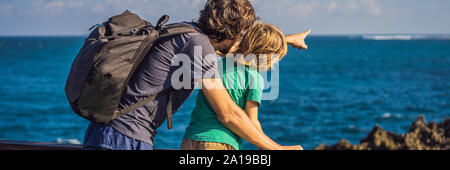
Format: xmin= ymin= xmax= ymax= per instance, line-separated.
xmin=286 ymin=29 xmax=311 ymax=50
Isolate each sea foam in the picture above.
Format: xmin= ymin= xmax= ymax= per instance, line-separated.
xmin=56 ymin=138 xmax=81 ymax=145
xmin=362 ymin=35 xmax=450 ymax=40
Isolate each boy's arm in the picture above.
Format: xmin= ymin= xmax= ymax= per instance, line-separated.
xmin=201 ymin=78 xmax=303 ymax=150
xmin=245 ymin=101 xmax=264 ymax=134
xmin=286 ymin=29 xmax=311 ymax=50
xmin=245 ymin=100 xmax=265 ymax=150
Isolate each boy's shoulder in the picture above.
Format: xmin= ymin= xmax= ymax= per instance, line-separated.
xmin=246 ymin=67 xmax=264 ymax=90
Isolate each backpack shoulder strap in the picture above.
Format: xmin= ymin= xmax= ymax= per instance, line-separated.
xmin=159 ymin=23 xmax=204 ymax=38
xmin=158 ymin=23 xmax=204 ymax=129
xmin=119 ymin=23 xmax=203 ymax=129
xmin=118 ymin=87 xmax=172 ymax=115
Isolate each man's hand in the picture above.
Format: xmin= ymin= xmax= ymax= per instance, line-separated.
xmin=286 ymin=29 xmax=311 ymax=50
xmin=281 ymin=145 xmax=304 ymax=150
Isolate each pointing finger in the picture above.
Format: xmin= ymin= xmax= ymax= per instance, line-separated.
xmin=304 ymin=29 xmax=311 ymax=36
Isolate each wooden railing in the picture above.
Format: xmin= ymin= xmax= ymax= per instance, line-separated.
xmin=0 ymin=140 xmax=82 ymax=150
xmin=0 ymin=140 xmax=173 ymax=150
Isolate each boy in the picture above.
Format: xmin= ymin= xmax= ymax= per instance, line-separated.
xmin=181 ymin=23 xmax=289 ymax=150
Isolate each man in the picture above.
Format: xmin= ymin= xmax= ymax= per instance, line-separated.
xmin=83 ymin=0 xmax=310 ymax=150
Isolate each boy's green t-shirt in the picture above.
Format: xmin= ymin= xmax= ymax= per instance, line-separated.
xmin=183 ymin=57 xmax=264 ymax=150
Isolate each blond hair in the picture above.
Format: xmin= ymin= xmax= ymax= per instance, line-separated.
xmin=234 ymin=23 xmax=288 ymax=71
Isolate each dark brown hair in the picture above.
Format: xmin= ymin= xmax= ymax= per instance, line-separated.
xmin=196 ymin=0 xmax=257 ymax=42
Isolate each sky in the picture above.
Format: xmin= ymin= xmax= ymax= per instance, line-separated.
xmin=1 ymin=0 xmax=450 ymax=35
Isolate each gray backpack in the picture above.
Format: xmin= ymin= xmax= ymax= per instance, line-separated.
xmin=65 ymin=10 xmax=200 ymax=129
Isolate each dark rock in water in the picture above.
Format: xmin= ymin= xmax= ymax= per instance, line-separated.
xmin=315 ymin=116 xmax=450 ymax=150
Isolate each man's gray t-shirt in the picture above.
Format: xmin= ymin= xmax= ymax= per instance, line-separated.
xmin=109 ymin=27 xmax=218 ymax=146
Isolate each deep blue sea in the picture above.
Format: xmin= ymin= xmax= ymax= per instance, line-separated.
xmin=0 ymin=36 xmax=449 ymax=150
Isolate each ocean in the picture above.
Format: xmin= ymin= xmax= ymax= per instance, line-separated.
xmin=0 ymin=36 xmax=448 ymax=150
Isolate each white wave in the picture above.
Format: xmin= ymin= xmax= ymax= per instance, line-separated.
xmin=56 ymin=138 xmax=81 ymax=145
xmin=382 ymin=112 xmax=392 ymax=118
xmin=347 ymin=125 xmax=357 ymax=130
xmin=381 ymin=112 xmax=402 ymax=119
xmin=362 ymin=35 xmax=450 ymax=40
xmin=362 ymin=35 xmax=426 ymax=40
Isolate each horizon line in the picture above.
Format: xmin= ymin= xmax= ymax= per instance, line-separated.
xmin=1 ymin=33 xmax=450 ymax=37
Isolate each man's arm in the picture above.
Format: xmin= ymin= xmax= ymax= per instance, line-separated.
xmin=201 ymin=78 xmax=303 ymax=150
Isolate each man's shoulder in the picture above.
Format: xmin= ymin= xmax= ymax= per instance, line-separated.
xmin=183 ymin=32 xmax=210 ymax=46
xmin=179 ymin=32 xmax=215 ymax=56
